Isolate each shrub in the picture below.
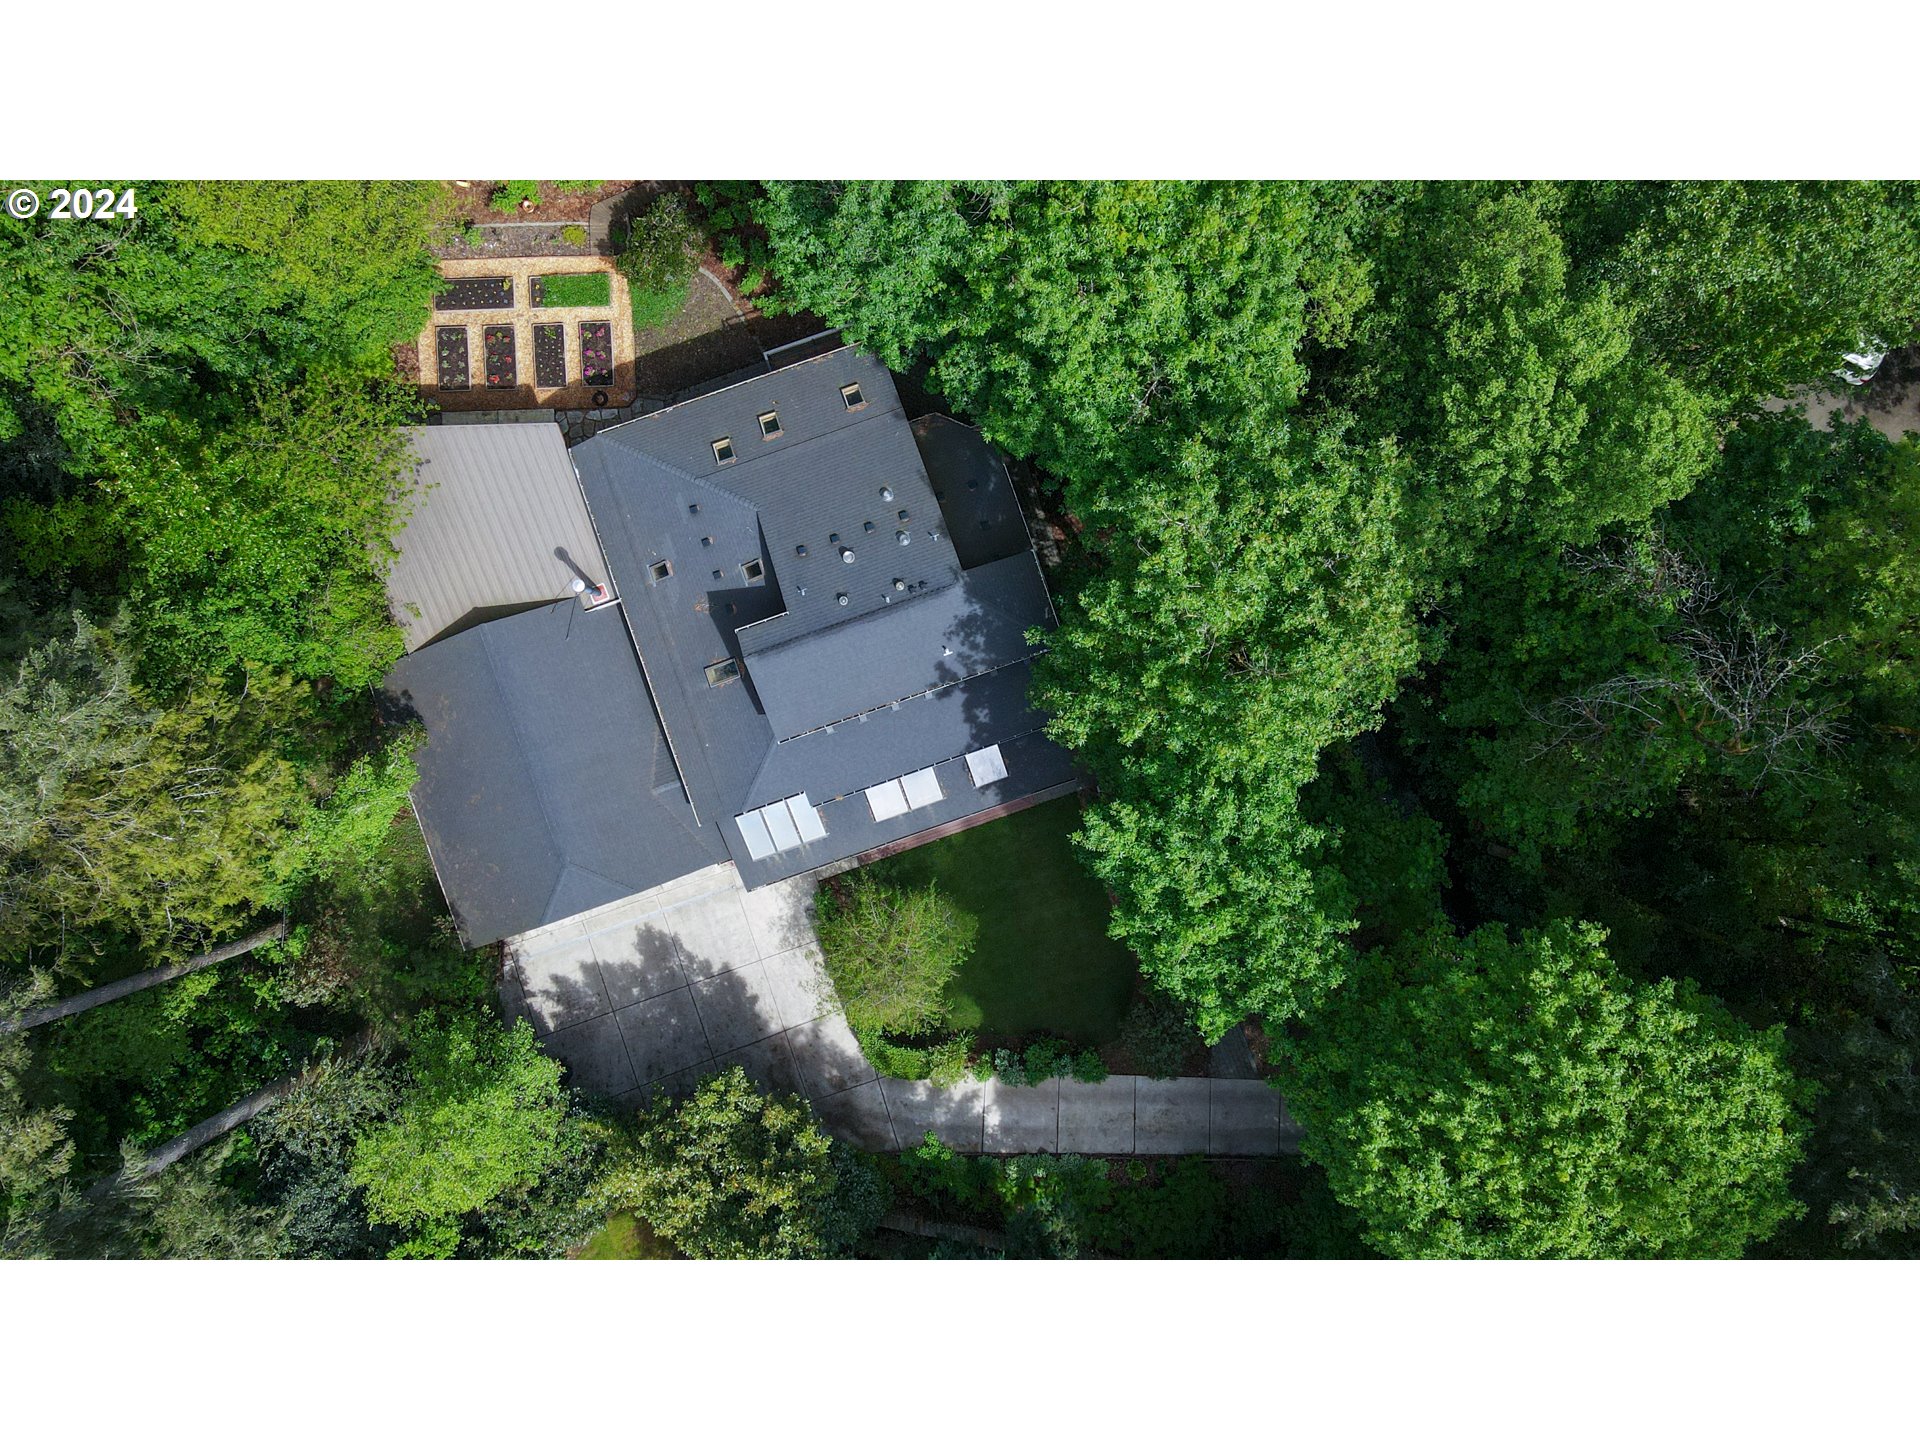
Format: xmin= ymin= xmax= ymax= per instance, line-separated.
xmin=593 ymin=1067 xmax=884 ymax=1258
xmin=490 ymin=181 xmax=540 ymax=213
xmin=535 ymin=272 xmax=611 ymax=308
xmin=1117 ymin=984 xmax=1205 ymax=1080
xmin=615 ymin=194 xmax=699 ymax=296
xmin=850 ymin=1026 xmax=975 ymax=1086
xmin=1069 ymin=1048 xmax=1109 ymax=1084
xmin=560 ymin=224 xmax=587 ymax=247
xmin=554 ymin=181 xmax=599 ymax=194
xmin=816 ymin=873 xmax=977 ymax=1037
xmin=852 ymin=1024 xmax=931 ymax=1080
xmin=971 ymin=1041 xmax=1106 ymax=1087
xmin=926 ymin=1034 xmax=974 ymax=1086
xmin=988 ymin=1047 xmax=1027 ymax=1086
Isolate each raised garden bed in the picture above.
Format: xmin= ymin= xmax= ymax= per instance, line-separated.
xmin=532 ymin=272 xmax=611 ymax=308
xmin=484 ymin=325 xmax=516 ymax=388
xmin=580 ymin=321 xmax=613 ymax=388
xmin=435 ymin=275 xmax=514 ymax=310
xmin=534 ymin=323 xmax=567 ymax=388
xmin=435 ymin=327 xmax=470 ymax=390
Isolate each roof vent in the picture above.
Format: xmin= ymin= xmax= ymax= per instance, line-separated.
xmin=836 ymin=592 xmax=850 ymax=606
xmin=796 ymin=543 xmax=808 ymax=557
xmin=840 ymin=547 xmax=856 ymax=564
xmin=880 ymin=486 xmax=894 ymax=501
xmin=863 ymin=520 xmax=875 ymax=533
xmin=896 ymin=530 xmax=910 ymax=546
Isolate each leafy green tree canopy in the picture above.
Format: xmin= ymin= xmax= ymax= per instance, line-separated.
xmin=349 ymin=1015 xmax=567 ymax=1255
xmin=1281 ymin=920 xmax=1807 ymax=1258
xmin=593 ymin=1067 xmax=883 ymax=1259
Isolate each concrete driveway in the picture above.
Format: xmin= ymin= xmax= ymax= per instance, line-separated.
xmin=1768 ymin=345 xmax=1920 ymax=442
xmin=501 ymin=864 xmax=875 ymax=1110
xmin=502 ymin=863 xmax=1302 ymax=1158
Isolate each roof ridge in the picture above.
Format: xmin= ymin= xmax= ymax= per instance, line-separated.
xmin=739 ymin=567 xmax=961 ymax=660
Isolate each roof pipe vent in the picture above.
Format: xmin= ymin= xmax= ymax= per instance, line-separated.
xmin=892 ymin=578 xmax=906 ymax=591
xmin=896 ymin=529 xmax=911 ymax=546
xmin=840 ymin=546 xmax=856 ymax=564
xmin=836 ymin=592 xmax=850 ymax=606
xmin=880 ymin=485 xmax=894 ymax=501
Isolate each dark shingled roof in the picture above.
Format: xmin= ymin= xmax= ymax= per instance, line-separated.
xmin=572 ymin=348 xmax=1086 ymax=887
xmin=383 ymin=600 xmax=725 ymax=945
xmin=742 ymin=552 xmax=1053 ymax=742
xmin=387 ymin=348 xmax=1086 ymax=940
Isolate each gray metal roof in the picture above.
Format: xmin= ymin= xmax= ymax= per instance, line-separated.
xmin=382 ymin=600 xmax=724 ymax=945
xmin=385 ymin=425 xmax=612 ymax=652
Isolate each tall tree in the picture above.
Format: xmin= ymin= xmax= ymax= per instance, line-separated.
xmin=349 ymin=1015 xmax=567 ymax=1257
xmin=1280 ymin=921 xmax=1807 ymax=1258
xmin=0 ymin=179 xmax=441 ymax=458
xmin=1568 ymin=180 xmax=1920 ymax=406
xmin=592 ymin=1067 xmax=883 ymax=1259
xmin=0 ymin=606 xmax=308 ymax=963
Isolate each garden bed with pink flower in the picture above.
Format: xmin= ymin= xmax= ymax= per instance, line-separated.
xmin=580 ymin=321 xmax=613 ymax=389
xmin=484 ymin=326 xmax=516 ymax=387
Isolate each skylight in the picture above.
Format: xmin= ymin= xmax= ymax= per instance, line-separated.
xmin=758 ymin=410 xmax=782 ymax=439
xmin=841 ymin=382 xmax=866 ymax=410
xmin=712 ymin=437 xmax=735 ymax=465
xmin=742 ymin=558 xmax=765 ymax=583
xmin=704 ymin=657 xmax=740 ymax=687
xmin=649 ymin=560 xmax=672 ymax=582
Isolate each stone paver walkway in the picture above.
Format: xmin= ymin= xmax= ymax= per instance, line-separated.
xmin=816 ymin=1073 xmax=1303 ymax=1157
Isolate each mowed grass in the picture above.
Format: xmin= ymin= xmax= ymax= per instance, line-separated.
xmin=630 ymin=276 xmax=689 ymax=331
xmin=573 ymin=1210 xmax=677 ymax=1259
xmin=862 ymin=796 xmax=1137 ymax=1044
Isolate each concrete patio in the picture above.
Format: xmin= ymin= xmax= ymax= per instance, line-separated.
xmin=501 ymin=863 xmax=869 ymax=1111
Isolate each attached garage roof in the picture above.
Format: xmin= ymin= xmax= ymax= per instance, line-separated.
xmin=385 ymin=424 xmax=612 ymax=652
xmin=382 ymin=601 xmax=724 ymax=945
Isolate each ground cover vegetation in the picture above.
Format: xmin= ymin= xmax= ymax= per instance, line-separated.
xmin=5 ymin=180 xmax=1919 ymax=1259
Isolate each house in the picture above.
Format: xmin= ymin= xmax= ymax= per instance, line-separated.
xmin=382 ymin=349 xmax=1083 ymax=946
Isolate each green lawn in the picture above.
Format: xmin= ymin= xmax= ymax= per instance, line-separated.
xmin=862 ymin=796 xmax=1137 ymax=1044
xmin=536 ymin=271 xmax=611 ymax=307
xmin=630 ymin=275 xmax=689 ymax=331
xmin=573 ymin=1210 xmax=677 ymax=1259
